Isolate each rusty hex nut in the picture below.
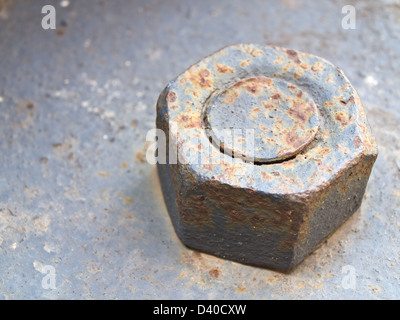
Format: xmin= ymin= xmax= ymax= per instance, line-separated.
xmin=156 ymin=44 xmax=378 ymax=271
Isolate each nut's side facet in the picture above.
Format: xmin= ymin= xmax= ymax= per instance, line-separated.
xmin=156 ymin=44 xmax=378 ymax=271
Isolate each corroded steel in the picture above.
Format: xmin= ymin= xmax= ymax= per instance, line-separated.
xmin=204 ymin=76 xmax=320 ymax=163
xmin=156 ymin=43 xmax=378 ymax=272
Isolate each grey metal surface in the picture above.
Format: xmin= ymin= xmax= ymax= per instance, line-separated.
xmin=0 ymin=0 xmax=398 ymax=299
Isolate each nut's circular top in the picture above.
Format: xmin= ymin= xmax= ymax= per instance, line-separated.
xmin=204 ymin=76 xmax=319 ymax=163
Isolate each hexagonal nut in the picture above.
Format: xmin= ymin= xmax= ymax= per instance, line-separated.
xmin=156 ymin=44 xmax=378 ymax=271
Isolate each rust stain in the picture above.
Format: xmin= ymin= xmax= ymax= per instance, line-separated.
xmin=354 ymin=136 xmax=362 ymax=148
xmin=335 ymin=111 xmax=352 ymax=127
xmin=123 ymin=197 xmax=134 ymax=204
xmin=166 ymin=91 xmax=177 ymax=103
xmin=98 ymin=171 xmax=109 ymax=177
xmin=188 ymin=68 xmax=213 ymax=89
xmin=176 ymin=114 xmax=202 ymax=129
xmin=240 ymin=59 xmax=251 ymax=67
xmin=215 ymin=63 xmax=234 ymax=74
xmin=236 ymin=286 xmax=247 ymax=293
xmin=208 ymin=268 xmax=220 ymax=278
xmin=135 ymin=151 xmax=146 ymax=163
xmin=286 ymin=49 xmax=301 ymax=64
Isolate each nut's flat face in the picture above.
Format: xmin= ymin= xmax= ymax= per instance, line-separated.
xmin=204 ymin=76 xmax=320 ymax=163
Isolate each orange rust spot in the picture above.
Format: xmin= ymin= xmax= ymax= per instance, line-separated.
xmin=274 ymin=56 xmax=285 ymax=64
xmin=271 ymin=93 xmax=281 ymax=100
xmin=246 ymin=84 xmax=259 ymax=94
xmin=123 ymin=197 xmax=134 ymax=204
xmin=215 ymin=63 xmax=234 ymax=74
xmin=170 ymin=104 xmax=179 ymax=110
xmin=179 ymin=77 xmax=187 ymax=84
xmin=300 ymin=62 xmax=308 ymax=70
xmin=335 ymin=111 xmax=351 ymax=127
xmin=135 ymin=151 xmax=146 ymax=163
xmin=249 ymin=48 xmax=263 ymax=57
xmin=311 ymin=62 xmax=324 ymax=72
xmin=202 ymin=164 xmax=214 ymax=171
xmin=121 ymin=162 xmax=128 ymax=168
xmin=188 ymin=68 xmax=213 ymax=89
xmin=318 ymin=147 xmax=331 ymax=156
xmin=324 ymin=101 xmax=335 ymax=108
xmin=285 ymin=132 xmax=306 ymax=148
xmin=223 ymin=90 xmax=239 ymax=104
xmin=237 ymin=286 xmax=247 ymax=293
xmin=209 ymin=269 xmax=220 ymax=279
xmin=177 ymin=114 xmax=202 ymax=128
xmin=262 ymin=101 xmax=275 ymax=111
xmin=287 ymin=102 xmax=315 ymax=129
xmin=283 ymin=61 xmax=294 ymax=72
xmin=286 ymin=49 xmax=301 ymax=64
xmin=294 ymin=70 xmax=303 ymax=79
xmin=354 ymin=136 xmax=362 ymax=148
xmin=322 ymin=130 xmax=330 ymax=137
xmin=261 ymin=171 xmax=272 ymax=180
xmin=240 ymin=59 xmax=251 ymax=67
xmin=98 ymin=171 xmax=109 ymax=177
xmin=166 ymin=91 xmax=176 ymax=103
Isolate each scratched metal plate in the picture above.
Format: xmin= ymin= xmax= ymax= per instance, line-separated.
xmin=0 ymin=0 xmax=399 ymax=299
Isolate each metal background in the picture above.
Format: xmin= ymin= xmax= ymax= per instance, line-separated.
xmin=0 ymin=0 xmax=399 ymax=299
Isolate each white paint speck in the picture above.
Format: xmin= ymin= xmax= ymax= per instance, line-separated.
xmin=43 ymin=243 xmax=56 ymax=253
xmin=33 ymin=261 xmax=44 ymax=272
xmin=81 ymin=101 xmax=89 ymax=108
xmin=103 ymin=135 xmax=108 ymax=140
xmin=84 ymin=39 xmax=91 ymax=48
xmin=136 ymin=101 xmax=147 ymax=111
xmin=103 ymin=110 xmax=115 ymax=118
xmin=125 ymin=60 xmax=131 ymax=67
xmin=0 ymin=96 xmax=3 ymax=103
xmin=364 ymin=75 xmax=378 ymax=87
xmin=64 ymin=79 xmax=69 ymax=85
xmin=146 ymin=48 xmax=162 ymax=61
xmin=10 ymin=242 xmax=18 ymax=250
xmin=60 ymin=0 xmax=70 ymax=8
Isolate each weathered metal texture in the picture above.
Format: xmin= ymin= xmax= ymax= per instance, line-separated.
xmin=204 ymin=76 xmax=320 ymax=163
xmin=157 ymin=44 xmax=378 ymax=271
xmin=1 ymin=0 xmax=399 ymax=300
